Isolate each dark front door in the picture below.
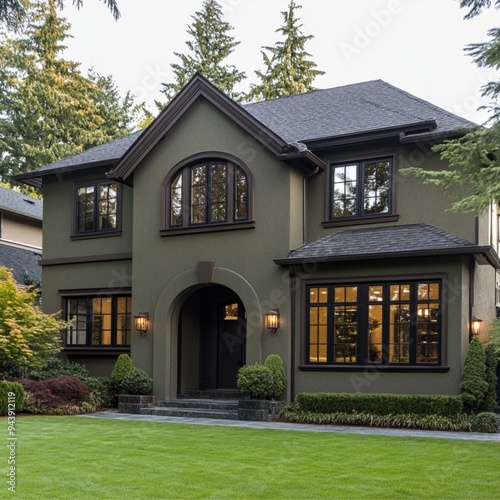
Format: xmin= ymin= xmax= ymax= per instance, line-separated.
xmin=217 ymin=301 xmax=246 ymax=389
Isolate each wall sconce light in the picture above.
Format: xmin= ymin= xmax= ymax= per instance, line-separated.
xmin=134 ymin=312 xmax=149 ymax=337
xmin=265 ymin=309 xmax=279 ymax=334
xmin=471 ymin=316 xmax=483 ymax=336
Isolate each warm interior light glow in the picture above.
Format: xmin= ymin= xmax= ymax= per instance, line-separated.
xmin=134 ymin=312 xmax=149 ymax=336
xmin=265 ymin=309 xmax=279 ymax=333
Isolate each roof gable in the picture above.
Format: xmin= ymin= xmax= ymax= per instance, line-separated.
xmin=109 ymin=73 xmax=323 ymax=183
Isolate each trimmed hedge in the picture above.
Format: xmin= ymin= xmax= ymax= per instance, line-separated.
xmin=296 ymin=392 xmax=463 ymax=417
xmin=0 ymin=381 xmax=24 ymax=415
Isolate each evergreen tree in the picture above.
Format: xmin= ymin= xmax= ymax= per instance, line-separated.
xmin=401 ymin=0 xmax=500 ymax=214
xmin=0 ymin=0 xmax=120 ymax=30
xmin=0 ymin=0 xmax=141 ymax=182
xmin=248 ymin=1 xmax=324 ymax=102
xmin=157 ymin=0 xmax=246 ymax=107
xmin=460 ymin=336 xmax=488 ymax=411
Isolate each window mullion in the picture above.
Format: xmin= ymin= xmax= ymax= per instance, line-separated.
xmin=182 ymin=168 xmax=190 ymax=226
xmin=358 ymin=162 xmax=365 ymax=217
xmin=228 ymin=163 xmax=235 ymax=223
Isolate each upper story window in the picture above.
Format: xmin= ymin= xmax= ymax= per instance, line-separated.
xmin=74 ymin=181 xmax=121 ymax=237
xmin=329 ymin=157 xmax=393 ymax=222
xmin=306 ymin=279 xmax=442 ymax=367
xmin=163 ymin=156 xmax=254 ymax=235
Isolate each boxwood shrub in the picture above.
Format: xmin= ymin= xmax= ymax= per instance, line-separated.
xmin=296 ymin=392 xmax=463 ymax=417
xmin=0 ymin=381 xmax=25 ymax=415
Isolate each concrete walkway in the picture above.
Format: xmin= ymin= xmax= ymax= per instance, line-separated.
xmin=81 ymin=410 xmax=500 ymax=442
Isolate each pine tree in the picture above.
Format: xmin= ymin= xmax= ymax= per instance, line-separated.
xmin=157 ymin=0 xmax=246 ymax=107
xmin=0 ymin=0 xmax=141 ymax=182
xmin=401 ymin=0 xmax=500 ymax=214
xmin=248 ymin=1 xmax=324 ymax=102
xmin=0 ymin=0 xmax=120 ymax=30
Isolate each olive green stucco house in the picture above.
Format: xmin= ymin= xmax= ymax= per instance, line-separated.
xmin=15 ymin=74 xmax=500 ymax=402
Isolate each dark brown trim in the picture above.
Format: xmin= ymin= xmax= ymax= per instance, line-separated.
xmin=64 ymin=347 xmax=131 ymax=356
xmin=304 ymin=120 xmax=437 ymax=151
xmin=322 ymin=215 xmax=399 ymax=228
xmin=40 ymin=252 xmax=132 ymax=267
xmin=59 ymin=287 xmax=131 ymax=295
xmin=13 ymin=160 xmax=118 ymax=189
xmin=298 ymin=365 xmax=449 ymax=373
xmin=160 ymin=221 xmax=255 ymax=237
xmin=110 ymin=73 xmax=292 ymax=182
xmin=71 ymin=230 xmax=122 ymax=240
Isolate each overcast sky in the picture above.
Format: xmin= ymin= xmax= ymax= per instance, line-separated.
xmin=62 ymin=0 xmax=499 ymax=125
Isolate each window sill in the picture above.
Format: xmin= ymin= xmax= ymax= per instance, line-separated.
xmin=64 ymin=346 xmax=130 ymax=356
xmin=160 ymin=220 xmax=255 ymax=236
xmin=299 ymin=364 xmax=449 ymax=373
xmin=71 ymin=230 xmax=122 ymax=241
xmin=322 ymin=214 xmax=399 ymax=228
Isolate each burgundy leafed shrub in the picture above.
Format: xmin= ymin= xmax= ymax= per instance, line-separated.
xmin=17 ymin=376 xmax=90 ymax=408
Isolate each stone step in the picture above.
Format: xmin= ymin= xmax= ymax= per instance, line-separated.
xmin=182 ymin=389 xmax=243 ymax=400
xmin=140 ymin=406 xmax=239 ymax=420
xmin=160 ymin=399 xmax=238 ymax=411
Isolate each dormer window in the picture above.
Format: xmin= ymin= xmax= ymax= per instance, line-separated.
xmin=162 ymin=156 xmax=254 ymax=235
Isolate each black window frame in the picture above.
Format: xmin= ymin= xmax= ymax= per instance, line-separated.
xmin=72 ymin=180 xmax=122 ymax=239
xmin=161 ymin=154 xmax=254 ymax=236
xmin=305 ymin=278 xmax=443 ymax=368
xmin=325 ymin=155 xmax=396 ymax=227
xmin=64 ymin=294 xmax=132 ymax=348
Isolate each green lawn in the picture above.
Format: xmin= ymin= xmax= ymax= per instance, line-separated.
xmin=4 ymin=416 xmax=499 ymax=499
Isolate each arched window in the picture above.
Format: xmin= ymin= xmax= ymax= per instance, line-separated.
xmin=162 ymin=156 xmax=253 ymax=234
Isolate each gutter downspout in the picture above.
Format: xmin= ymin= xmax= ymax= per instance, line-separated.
xmin=289 ymin=267 xmax=297 ymax=402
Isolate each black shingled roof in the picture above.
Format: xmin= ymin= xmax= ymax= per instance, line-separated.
xmin=245 ymin=80 xmax=476 ymax=144
xmin=0 ymin=244 xmax=42 ymax=285
xmin=14 ymin=79 xmax=477 ymax=186
xmin=0 ymin=186 xmax=42 ymax=220
xmin=275 ymin=224 xmax=500 ymax=268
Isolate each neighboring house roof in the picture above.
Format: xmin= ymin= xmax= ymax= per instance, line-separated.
xmin=274 ymin=224 xmax=500 ymax=269
xmin=0 ymin=186 xmax=43 ymax=221
xmin=13 ymin=74 xmax=477 ymax=187
xmin=0 ymin=244 xmax=42 ymax=285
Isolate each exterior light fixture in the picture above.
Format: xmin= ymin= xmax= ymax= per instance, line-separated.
xmin=134 ymin=312 xmax=149 ymax=337
xmin=471 ymin=316 xmax=483 ymax=336
xmin=265 ymin=309 xmax=279 ymax=334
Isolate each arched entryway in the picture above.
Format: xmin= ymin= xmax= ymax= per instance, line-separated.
xmin=177 ymin=284 xmax=246 ymax=395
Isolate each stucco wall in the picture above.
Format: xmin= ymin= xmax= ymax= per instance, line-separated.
xmin=128 ymin=98 xmax=301 ymax=399
xmin=304 ymin=140 xmax=479 ymax=244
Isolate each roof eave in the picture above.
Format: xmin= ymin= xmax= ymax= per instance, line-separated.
xmin=13 ymin=160 xmax=118 ymax=188
xmin=274 ymin=246 xmax=500 ymax=269
xmin=302 ymin=120 xmax=438 ymax=151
